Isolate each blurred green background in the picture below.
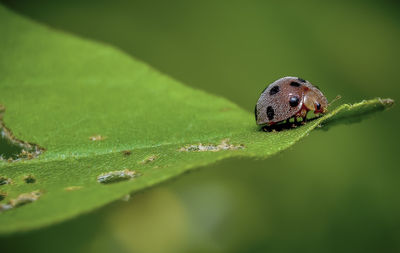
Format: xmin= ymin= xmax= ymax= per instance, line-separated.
xmin=1 ymin=0 xmax=399 ymax=252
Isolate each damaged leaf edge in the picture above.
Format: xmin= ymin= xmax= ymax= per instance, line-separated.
xmin=0 ymin=98 xmax=394 ymax=166
xmin=0 ymin=105 xmax=45 ymax=162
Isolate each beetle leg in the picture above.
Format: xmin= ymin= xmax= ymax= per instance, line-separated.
xmin=286 ymin=117 xmax=295 ymax=128
xmin=294 ymin=116 xmax=299 ymax=126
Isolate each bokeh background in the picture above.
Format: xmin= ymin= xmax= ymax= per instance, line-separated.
xmin=1 ymin=0 xmax=399 ymax=252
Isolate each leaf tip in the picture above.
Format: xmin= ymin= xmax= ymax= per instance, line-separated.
xmin=378 ymin=98 xmax=395 ymax=108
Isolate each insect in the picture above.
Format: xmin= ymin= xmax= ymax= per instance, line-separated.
xmin=255 ymin=76 xmax=328 ymax=129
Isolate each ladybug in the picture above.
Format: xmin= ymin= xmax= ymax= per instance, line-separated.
xmin=255 ymin=76 xmax=328 ymax=128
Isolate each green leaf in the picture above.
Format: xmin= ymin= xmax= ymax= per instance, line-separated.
xmin=0 ymin=5 xmax=394 ymax=234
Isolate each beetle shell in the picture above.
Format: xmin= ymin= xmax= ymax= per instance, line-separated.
xmin=255 ymin=76 xmax=328 ymax=125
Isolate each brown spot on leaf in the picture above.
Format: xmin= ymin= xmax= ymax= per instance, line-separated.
xmin=139 ymin=155 xmax=157 ymax=164
xmin=122 ymin=150 xmax=132 ymax=156
xmin=64 ymin=186 xmax=83 ymax=191
xmin=89 ymin=135 xmax=106 ymax=141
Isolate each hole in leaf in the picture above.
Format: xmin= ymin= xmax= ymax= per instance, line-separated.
xmin=0 ymin=190 xmax=41 ymax=213
xmin=179 ymin=139 xmax=244 ymax=152
xmin=24 ymin=175 xmax=36 ymax=184
xmin=0 ymin=176 xmax=12 ymax=185
xmin=0 ymin=105 xmax=44 ymax=161
xmin=97 ymin=169 xmax=139 ymax=184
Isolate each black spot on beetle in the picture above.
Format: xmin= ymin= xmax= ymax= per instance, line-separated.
xmin=269 ymin=85 xmax=280 ymax=95
xmin=297 ymin=78 xmax=306 ymax=83
xmin=290 ymin=82 xmax=301 ymax=87
xmin=316 ymin=103 xmax=321 ymax=110
xmin=266 ymin=106 xmax=275 ymax=120
xmin=289 ymin=96 xmax=300 ymax=107
xmin=254 ymin=105 xmax=258 ymax=121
